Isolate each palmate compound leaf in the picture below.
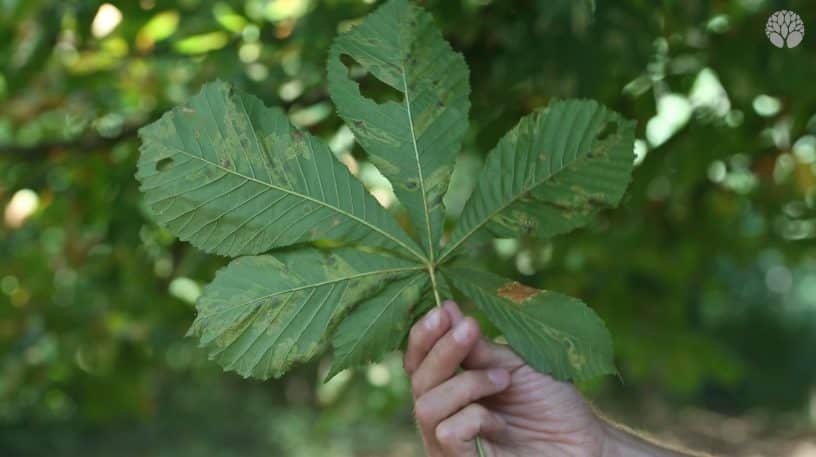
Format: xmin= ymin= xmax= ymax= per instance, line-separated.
xmin=189 ymin=247 xmax=425 ymax=379
xmin=441 ymin=99 xmax=636 ymax=261
xmin=136 ymin=80 xmax=423 ymax=260
xmin=327 ymin=0 xmax=470 ymax=262
xmin=445 ymin=268 xmax=616 ymax=381
xmin=136 ymin=0 xmax=636 ymax=384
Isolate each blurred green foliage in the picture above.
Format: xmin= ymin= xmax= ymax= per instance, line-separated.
xmin=1 ymin=0 xmax=815 ymax=455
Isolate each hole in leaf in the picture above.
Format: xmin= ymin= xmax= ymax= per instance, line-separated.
xmin=340 ymin=53 xmax=403 ymax=105
xmin=596 ymin=121 xmax=619 ymax=141
xmin=156 ymin=157 xmax=174 ymax=171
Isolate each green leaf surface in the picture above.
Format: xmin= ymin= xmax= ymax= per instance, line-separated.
xmin=327 ymin=273 xmax=428 ymax=379
xmin=134 ymin=2 xmax=637 ymax=384
xmin=136 ymin=80 xmax=422 ymax=259
xmin=327 ymin=0 xmax=470 ymax=260
xmin=442 ymin=100 xmax=635 ymax=260
xmin=189 ymin=247 xmax=424 ymax=379
xmin=445 ymin=267 xmax=616 ymax=381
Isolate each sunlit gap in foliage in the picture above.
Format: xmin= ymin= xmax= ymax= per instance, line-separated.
xmin=91 ymin=3 xmax=123 ymax=38
xmin=136 ymin=10 xmax=179 ymax=52
xmin=328 ymin=125 xmax=396 ymax=209
xmin=4 ymin=189 xmax=39 ymax=229
xmin=753 ymin=94 xmax=782 ymax=117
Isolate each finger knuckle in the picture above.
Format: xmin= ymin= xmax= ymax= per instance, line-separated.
xmin=461 ymin=371 xmax=487 ymax=398
xmin=463 ymin=403 xmax=488 ymax=420
xmin=413 ymin=398 xmax=433 ymax=425
xmin=402 ymin=354 xmax=413 ymax=374
xmin=471 ymin=402 xmax=489 ymax=414
xmin=434 ymin=423 xmax=457 ymax=446
xmin=410 ymin=375 xmax=425 ymax=397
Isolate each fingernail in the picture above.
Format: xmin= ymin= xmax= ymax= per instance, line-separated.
xmin=452 ymin=320 xmax=471 ymax=343
xmin=487 ymin=369 xmax=509 ymax=388
xmin=424 ymin=309 xmax=440 ymax=330
xmin=442 ymin=299 xmax=456 ymax=308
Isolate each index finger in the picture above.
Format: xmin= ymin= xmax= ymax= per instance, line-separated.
xmin=403 ymin=307 xmax=451 ymax=375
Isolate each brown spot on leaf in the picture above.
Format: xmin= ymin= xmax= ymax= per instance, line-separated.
xmin=497 ymin=281 xmax=539 ymax=304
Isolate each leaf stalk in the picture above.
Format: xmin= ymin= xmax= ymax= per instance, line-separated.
xmin=427 ymin=263 xmax=442 ymax=307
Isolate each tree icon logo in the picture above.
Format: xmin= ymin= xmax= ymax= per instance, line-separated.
xmin=766 ymin=10 xmax=805 ymax=48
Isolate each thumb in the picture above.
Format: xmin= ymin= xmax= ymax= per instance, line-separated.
xmin=442 ymin=300 xmax=524 ymax=371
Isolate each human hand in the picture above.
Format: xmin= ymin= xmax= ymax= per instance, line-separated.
xmin=404 ymin=300 xmax=606 ymax=457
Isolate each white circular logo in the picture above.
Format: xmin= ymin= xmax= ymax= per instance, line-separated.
xmin=766 ymin=10 xmax=805 ymax=48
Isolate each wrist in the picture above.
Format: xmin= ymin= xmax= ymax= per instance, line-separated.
xmin=598 ymin=419 xmax=623 ymax=457
xmin=595 ymin=414 xmax=695 ymax=457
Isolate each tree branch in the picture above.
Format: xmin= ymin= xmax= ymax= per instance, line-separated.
xmin=0 ymin=89 xmax=333 ymax=161
xmin=0 ymin=124 xmax=143 ymax=160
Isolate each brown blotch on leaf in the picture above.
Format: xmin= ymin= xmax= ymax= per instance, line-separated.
xmin=497 ymin=281 xmax=540 ymax=304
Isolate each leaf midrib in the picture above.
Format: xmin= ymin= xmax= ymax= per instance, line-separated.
xmin=400 ymin=62 xmax=435 ymax=264
xmin=197 ymin=265 xmax=425 ymax=320
xmin=144 ymin=136 xmax=426 ymax=262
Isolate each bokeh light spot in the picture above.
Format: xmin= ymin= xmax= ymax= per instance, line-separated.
xmin=4 ymin=188 xmax=39 ymax=228
xmin=91 ymin=3 xmax=123 ymax=38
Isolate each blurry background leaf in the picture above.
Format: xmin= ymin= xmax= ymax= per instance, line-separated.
xmin=1 ymin=0 xmax=816 ymax=456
